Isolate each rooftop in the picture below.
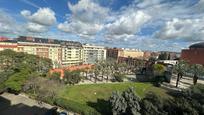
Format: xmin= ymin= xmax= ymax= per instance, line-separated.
xmin=189 ymin=42 xmax=204 ymax=49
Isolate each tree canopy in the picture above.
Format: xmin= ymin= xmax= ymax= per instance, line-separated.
xmin=0 ymin=49 xmax=52 ymax=93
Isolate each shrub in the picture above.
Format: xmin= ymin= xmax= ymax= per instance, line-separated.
xmin=153 ymin=64 xmax=165 ymax=76
xmin=64 ymin=71 xmax=81 ymax=85
xmin=152 ymin=64 xmax=166 ymax=87
xmin=54 ymin=98 xmax=100 ymax=115
xmin=50 ymin=72 xmax=61 ymax=81
xmin=140 ymin=92 xmax=167 ymax=115
xmin=113 ymin=72 xmax=125 ymax=82
xmin=109 ymin=87 xmax=141 ymax=115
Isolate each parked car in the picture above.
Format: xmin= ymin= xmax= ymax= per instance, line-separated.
xmin=59 ymin=112 xmax=67 ymax=115
xmin=45 ymin=107 xmax=58 ymax=115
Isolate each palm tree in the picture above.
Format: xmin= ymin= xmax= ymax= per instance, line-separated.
xmin=84 ymin=67 xmax=89 ymax=79
xmin=100 ymin=61 xmax=107 ymax=81
xmin=105 ymin=66 xmax=112 ymax=82
xmin=174 ymin=60 xmax=188 ymax=87
xmin=189 ymin=64 xmax=204 ymax=85
xmin=94 ymin=68 xmax=100 ymax=83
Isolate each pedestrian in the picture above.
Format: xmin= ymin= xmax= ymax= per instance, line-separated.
xmin=193 ymin=74 xmax=198 ymax=85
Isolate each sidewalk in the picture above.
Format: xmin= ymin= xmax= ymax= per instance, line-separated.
xmin=162 ymin=74 xmax=204 ymax=91
xmin=0 ymin=92 xmax=73 ymax=115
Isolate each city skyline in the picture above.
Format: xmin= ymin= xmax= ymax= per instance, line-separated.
xmin=0 ymin=0 xmax=204 ymax=51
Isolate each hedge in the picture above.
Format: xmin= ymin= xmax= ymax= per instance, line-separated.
xmin=54 ymin=98 xmax=100 ymax=115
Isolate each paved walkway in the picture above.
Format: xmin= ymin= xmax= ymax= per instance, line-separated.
xmin=162 ymin=74 xmax=204 ymax=90
xmin=0 ymin=93 xmax=73 ymax=115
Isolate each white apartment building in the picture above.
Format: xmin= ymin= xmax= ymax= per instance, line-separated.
xmin=61 ymin=42 xmax=83 ymax=67
xmin=82 ymin=44 xmax=106 ymax=64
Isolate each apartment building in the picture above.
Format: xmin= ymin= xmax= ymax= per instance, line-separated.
xmin=120 ymin=48 xmax=144 ymax=58
xmin=107 ymin=47 xmax=144 ymax=66
xmin=107 ymin=48 xmax=144 ymax=60
xmin=0 ymin=40 xmax=18 ymax=52
xmin=83 ymin=44 xmax=106 ymax=64
xmin=61 ymin=41 xmax=83 ymax=67
xmin=16 ymin=36 xmax=62 ymax=68
xmin=0 ymin=36 xmax=83 ymax=68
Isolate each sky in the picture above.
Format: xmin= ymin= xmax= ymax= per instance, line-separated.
xmin=0 ymin=0 xmax=204 ymax=52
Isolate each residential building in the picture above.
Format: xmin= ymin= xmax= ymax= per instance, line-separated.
xmin=0 ymin=36 xmax=83 ymax=68
xmin=107 ymin=48 xmax=144 ymax=66
xmin=16 ymin=36 xmax=62 ymax=68
xmin=107 ymin=48 xmax=144 ymax=60
xmin=0 ymin=40 xmax=18 ymax=52
xmin=61 ymin=41 xmax=83 ymax=67
xmin=181 ymin=42 xmax=204 ymax=65
xmin=0 ymin=36 xmax=9 ymax=41
xmin=121 ymin=48 xmax=144 ymax=58
xmin=83 ymin=44 xmax=106 ymax=64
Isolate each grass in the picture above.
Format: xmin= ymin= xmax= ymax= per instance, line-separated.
xmin=57 ymin=82 xmax=170 ymax=114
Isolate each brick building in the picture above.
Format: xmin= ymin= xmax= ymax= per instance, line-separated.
xmin=181 ymin=42 xmax=204 ymax=65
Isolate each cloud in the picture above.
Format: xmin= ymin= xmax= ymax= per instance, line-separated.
xmin=58 ymin=0 xmax=109 ymax=37
xmin=105 ymin=10 xmax=151 ymax=38
xmin=0 ymin=10 xmax=23 ymax=34
xmin=26 ymin=22 xmax=48 ymax=33
xmin=21 ymin=8 xmax=56 ymax=26
xmin=58 ymin=21 xmax=103 ymax=37
xmin=155 ymin=17 xmax=204 ymax=41
xmin=68 ymin=0 xmax=108 ymax=24
xmin=20 ymin=7 xmax=56 ymax=33
xmin=21 ymin=10 xmax=31 ymax=17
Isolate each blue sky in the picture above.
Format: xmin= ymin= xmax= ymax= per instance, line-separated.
xmin=0 ymin=0 xmax=204 ymax=52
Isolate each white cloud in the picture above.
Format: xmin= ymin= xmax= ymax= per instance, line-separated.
xmin=0 ymin=10 xmax=23 ymax=34
xmin=26 ymin=22 xmax=48 ymax=33
xmin=58 ymin=0 xmax=109 ymax=37
xmin=105 ymin=11 xmax=151 ymax=38
xmin=155 ymin=17 xmax=204 ymax=41
xmin=21 ymin=10 xmax=31 ymax=17
xmin=21 ymin=8 xmax=56 ymax=26
xmin=58 ymin=21 xmax=103 ymax=36
xmin=68 ymin=0 xmax=108 ymax=24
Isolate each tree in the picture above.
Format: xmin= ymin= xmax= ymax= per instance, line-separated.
xmin=84 ymin=67 xmax=90 ymax=79
xmin=64 ymin=70 xmax=81 ymax=85
xmin=50 ymin=72 xmax=61 ymax=81
xmin=174 ymin=60 xmax=188 ymax=87
xmin=105 ymin=66 xmax=112 ymax=82
xmin=23 ymin=76 xmax=63 ymax=103
xmin=110 ymin=91 xmax=127 ymax=115
xmin=0 ymin=49 xmax=53 ymax=93
xmin=122 ymin=88 xmax=141 ymax=115
xmin=113 ymin=72 xmax=125 ymax=82
xmin=167 ymin=54 xmax=171 ymax=60
xmin=93 ymin=68 xmax=100 ymax=83
xmin=158 ymin=52 xmax=168 ymax=60
xmin=109 ymin=87 xmax=141 ymax=115
xmin=152 ymin=64 xmax=166 ymax=87
xmin=189 ymin=64 xmax=204 ymax=85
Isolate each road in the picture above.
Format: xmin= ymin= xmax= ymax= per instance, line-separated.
xmin=0 ymin=93 xmax=72 ymax=115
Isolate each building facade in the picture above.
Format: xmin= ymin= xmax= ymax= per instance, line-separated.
xmin=61 ymin=41 xmax=83 ymax=67
xmin=181 ymin=42 xmax=204 ymax=65
xmin=107 ymin=48 xmax=144 ymax=60
xmin=0 ymin=36 xmax=83 ymax=68
xmin=83 ymin=44 xmax=106 ymax=64
xmin=0 ymin=41 xmax=18 ymax=52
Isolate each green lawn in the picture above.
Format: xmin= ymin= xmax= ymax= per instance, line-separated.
xmin=57 ymin=82 xmax=170 ymax=115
